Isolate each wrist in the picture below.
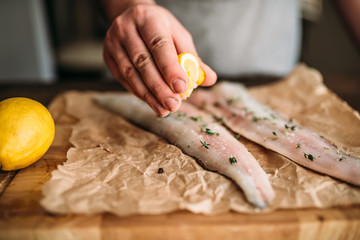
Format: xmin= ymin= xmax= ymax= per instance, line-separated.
xmin=101 ymin=0 xmax=156 ymax=22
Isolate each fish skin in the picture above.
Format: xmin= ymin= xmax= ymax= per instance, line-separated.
xmin=189 ymin=82 xmax=360 ymax=186
xmin=95 ymin=94 xmax=275 ymax=208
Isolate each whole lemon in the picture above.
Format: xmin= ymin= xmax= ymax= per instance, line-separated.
xmin=0 ymin=97 xmax=55 ymax=171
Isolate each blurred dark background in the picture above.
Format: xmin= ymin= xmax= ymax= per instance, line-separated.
xmin=0 ymin=0 xmax=359 ymax=109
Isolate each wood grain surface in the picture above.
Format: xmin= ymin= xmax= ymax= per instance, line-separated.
xmin=0 ymin=93 xmax=359 ymax=240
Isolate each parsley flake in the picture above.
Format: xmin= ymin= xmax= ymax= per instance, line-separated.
xmin=229 ymin=157 xmax=237 ymax=164
xmin=190 ymin=116 xmax=203 ymax=122
xmin=200 ymin=140 xmax=210 ymax=149
xmin=304 ymin=153 xmax=315 ymax=161
xmin=205 ymin=128 xmax=215 ymax=135
xmin=252 ymin=116 xmax=260 ymax=122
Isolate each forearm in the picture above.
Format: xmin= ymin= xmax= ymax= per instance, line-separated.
xmin=337 ymin=0 xmax=360 ymax=45
xmin=100 ymin=0 xmax=155 ymax=22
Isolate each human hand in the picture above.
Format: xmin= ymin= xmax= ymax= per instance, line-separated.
xmin=103 ymin=3 xmax=217 ymax=116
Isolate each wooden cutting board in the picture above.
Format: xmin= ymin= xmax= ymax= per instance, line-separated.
xmin=0 ymin=93 xmax=359 ymax=240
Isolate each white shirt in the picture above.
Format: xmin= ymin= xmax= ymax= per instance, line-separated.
xmin=157 ymin=0 xmax=301 ymax=77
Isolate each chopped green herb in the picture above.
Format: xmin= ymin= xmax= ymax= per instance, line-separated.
xmin=164 ymin=113 xmax=171 ymax=118
xmin=216 ymin=133 xmax=220 ymax=136
xmin=271 ymin=137 xmax=279 ymax=141
xmin=296 ymin=143 xmax=301 ymax=149
xmin=243 ymin=107 xmax=248 ymax=111
xmin=263 ymin=117 xmax=269 ymax=120
xmin=202 ymin=123 xmax=208 ymax=127
xmin=187 ymin=144 xmax=190 ymax=148
xmin=339 ymin=157 xmax=344 ymax=161
xmin=289 ymin=118 xmax=293 ymax=123
xmin=272 ymin=131 xmax=277 ymax=136
xmin=175 ymin=112 xmax=187 ymax=119
xmin=205 ymin=128 xmax=215 ymax=135
xmin=285 ymin=124 xmax=289 ymax=129
xmin=252 ymin=116 xmax=260 ymax=122
xmin=158 ymin=168 xmax=164 ymax=174
xmin=235 ymin=135 xmax=241 ymax=140
xmin=229 ymin=157 xmax=237 ymax=164
xmin=217 ymin=117 xmax=224 ymax=122
xmin=323 ymin=147 xmax=330 ymax=150
xmin=304 ymin=153 xmax=315 ymax=161
xmin=227 ymin=97 xmax=241 ymax=105
xmin=190 ymin=116 xmax=203 ymax=122
xmin=291 ymin=126 xmax=296 ymax=131
xmin=200 ymin=140 xmax=210 ymax=149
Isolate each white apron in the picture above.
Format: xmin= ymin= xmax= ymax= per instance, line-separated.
xmin=157 ymin=0 xmax=301 ymax=77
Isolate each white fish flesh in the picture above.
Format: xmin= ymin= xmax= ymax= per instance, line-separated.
xmin=188 ymin=82 xmax=360 ymax=186
xmin=95 ymin=94 xmax=275 ymax=208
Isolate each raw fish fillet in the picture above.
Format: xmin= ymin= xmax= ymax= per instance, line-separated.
xmin=95 ymin=94 xmax=275 ymax=208
xmin=189 ymin=82 xmax=360 ymax=186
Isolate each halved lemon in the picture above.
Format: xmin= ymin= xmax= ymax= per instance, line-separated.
xmin=178 ymin=53 xmax=205 ymax=99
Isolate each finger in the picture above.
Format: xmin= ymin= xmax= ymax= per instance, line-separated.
xmin=119 ymin=24 xmax=182 ymax=113
xmin=107 ymin=39 xmax=170 ymax=116
xmin=137 ymin=16 xmax=188 ymax=95
xmin=171 ymin=24 xmax=217 ymax=87
xmin=199 ymin=61 xmax=217 ymax=86
xmin=103 ymin=48 xmax=140 ymax=97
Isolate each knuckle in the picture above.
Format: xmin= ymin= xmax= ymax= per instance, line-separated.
xmin=112 ymin=16 xmax=123 ymax=30
xmin=149 ymin=36 xmax=169 ymax=52
xmin=133 ymin=53 xmax=151 ymax=71
xmin=142 ymin=91 xmax=153 ymax=102
xmin=120 ymin=65 xmax=136 ymax=80
xmin=149 ymin=81 xmax=163 ymax=95
xmin=112 ymin=17 xmax=127 ymax=37
xmin=131 ymin=4 xmax=147 ymax=19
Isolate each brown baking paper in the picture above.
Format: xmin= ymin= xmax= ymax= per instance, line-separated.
xmin=41 ymin=64 xmax=360 ymax=215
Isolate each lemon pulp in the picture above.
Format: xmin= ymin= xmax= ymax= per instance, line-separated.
xmin=178 ymin=53 xmax=205 ymax=99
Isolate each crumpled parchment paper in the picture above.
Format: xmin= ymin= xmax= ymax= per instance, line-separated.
xmin=41 ymin=64 xmax=360 ymax=216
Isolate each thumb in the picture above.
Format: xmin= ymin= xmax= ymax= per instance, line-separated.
xmin=199 ymin=60 xmax=217 ymax=87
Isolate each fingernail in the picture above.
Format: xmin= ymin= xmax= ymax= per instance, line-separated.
xmin=172 ymin=79 xmax=187 ymax=93
xmin=164 ymin=97 xmax=178 ymax=111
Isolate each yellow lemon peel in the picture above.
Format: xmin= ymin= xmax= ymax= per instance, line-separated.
xmin=178 ymin=52 xmax=205 ymax=99
xmin=0 ymin=97 xmax=55 ymax=171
